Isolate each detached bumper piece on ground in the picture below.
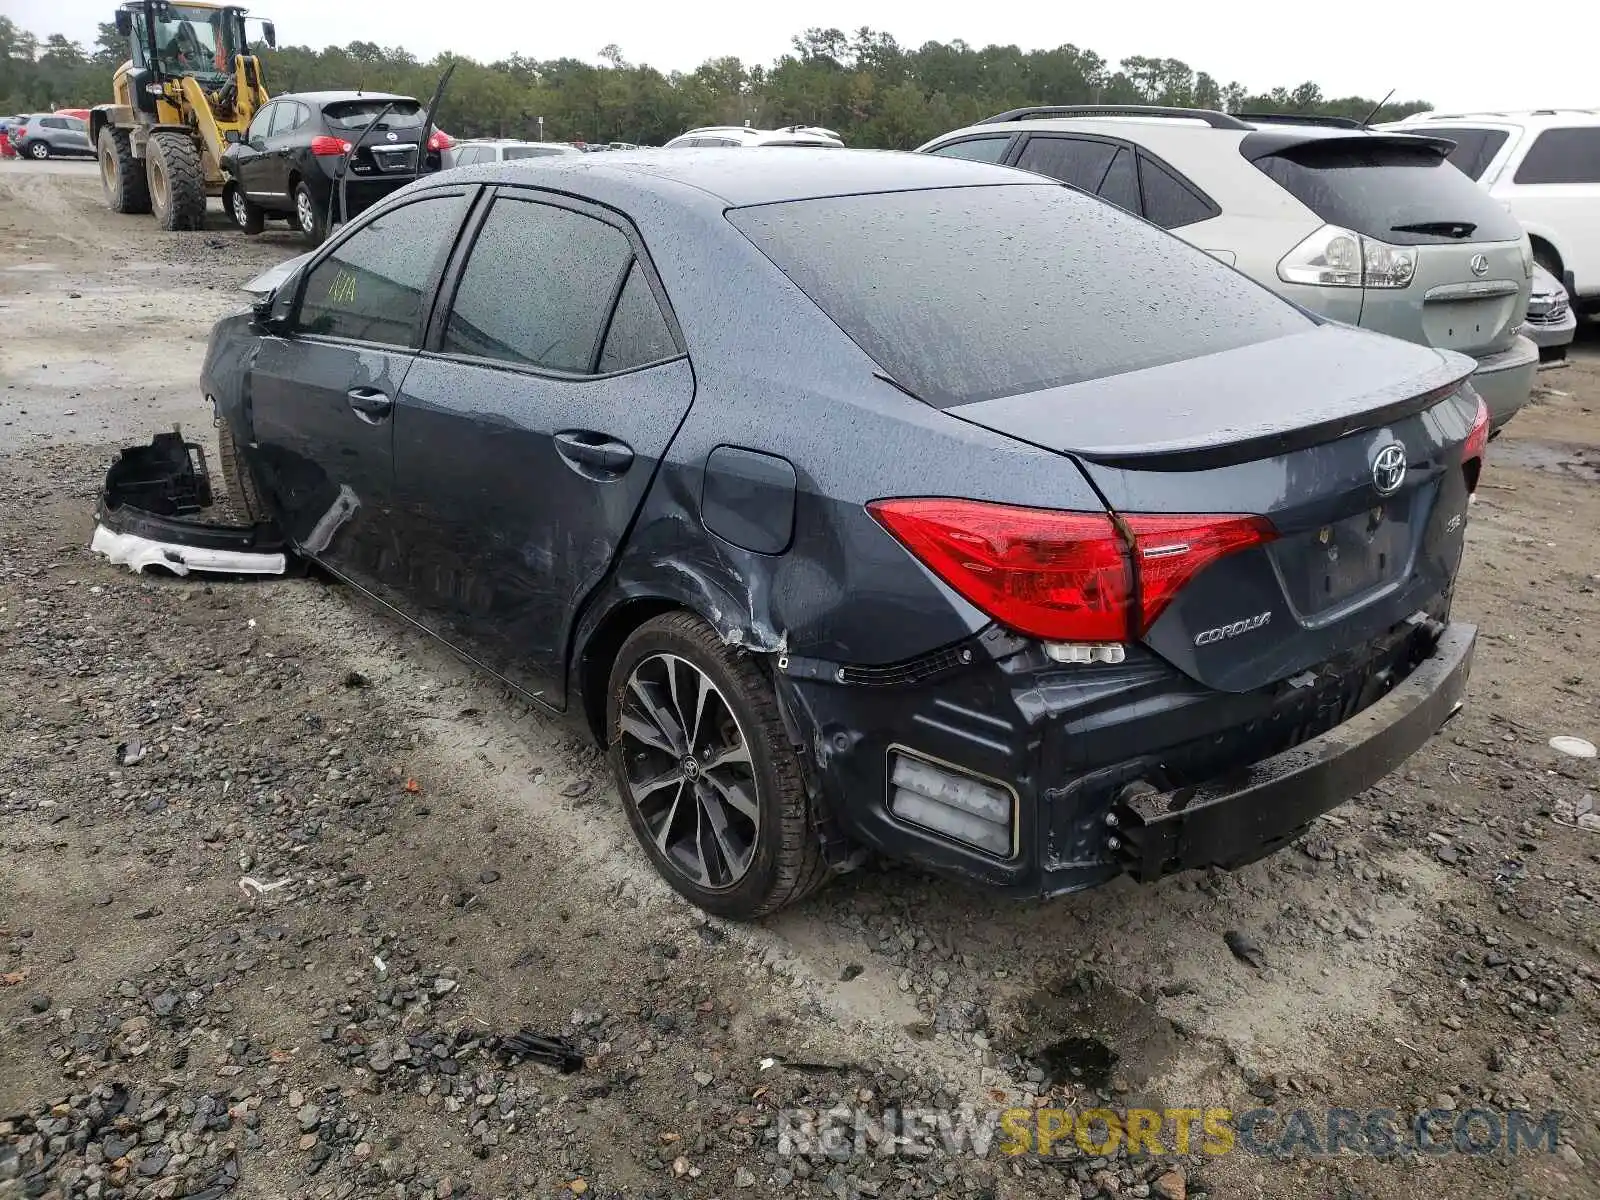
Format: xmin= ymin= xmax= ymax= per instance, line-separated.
xmin=92 ymin=431 xmax=288 ymax=577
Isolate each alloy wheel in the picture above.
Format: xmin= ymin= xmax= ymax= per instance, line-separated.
xmin=618 ymin=653 xmax=759 ymax=890
xmin=296 ymin=191 xmax=315 ymax=234
xmin=30 ymin=142 xmax=49 ymax=159
xmin=232 ymin=190 xmax=248 ymax=227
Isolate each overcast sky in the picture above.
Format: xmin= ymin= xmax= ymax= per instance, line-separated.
xmin=10 ymin=0 xmax=1591 ymax=112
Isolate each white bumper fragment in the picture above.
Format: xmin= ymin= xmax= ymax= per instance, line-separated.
xmin=90 ymin=524 xmax=287 ymax=577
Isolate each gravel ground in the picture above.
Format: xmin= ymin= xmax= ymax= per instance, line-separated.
xmin=2 ymin=159 xmax=1598 ymax=1200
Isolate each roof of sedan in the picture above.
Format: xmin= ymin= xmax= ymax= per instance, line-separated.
xmin=453 ymin=147 xmax=1038 ymax=207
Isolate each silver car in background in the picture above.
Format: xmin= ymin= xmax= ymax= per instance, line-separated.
xmin=1521 ymin=263 xmax=1576 ymax=360
xmin=920 ymin=107 xmax=1539 ymax=430
xmin=445 ymin=140 xmax=583 ymax=168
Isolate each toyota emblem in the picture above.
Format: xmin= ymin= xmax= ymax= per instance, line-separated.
xmin=1469 ymin=252 xmax=1489 ymax=277
xmin=1372 ymin=443 xmax=1407 ymax=495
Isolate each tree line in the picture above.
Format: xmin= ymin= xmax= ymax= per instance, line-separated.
xmin=1 ymin=18 xmax=1430 ymax=148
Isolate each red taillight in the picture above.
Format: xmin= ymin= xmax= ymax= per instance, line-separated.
xmin=868 ymin=498 xmax=1275 ymax=643
xmin=311 ymin=136 xmax=353 ymax=157
xmin=1122 ymin=514 xmax=1278 ymax=633
xmin=427 ymin=130 xmax=454 ymax=151
xmin=1462 ymin=396 xmax=1489 ymax=465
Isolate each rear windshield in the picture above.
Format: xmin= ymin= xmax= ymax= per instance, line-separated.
xmin=728 ymin=185 xmax=1310 ymax=409
xmin=1251 ymin=137 xmax=1525 ymax=245
xmin=503 ymin=146 xmax=568 ymax=159
xmin=324 ymin=100 xmax=424 ymax=130
xmin=1400 ymin=126 xmax=1509 ymax=181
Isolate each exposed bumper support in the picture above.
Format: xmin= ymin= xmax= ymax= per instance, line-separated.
xmin=1111 ymin=621 xmax=1476 ymax=881
xmin=91 ymin=524 xmax=286 ymax=576
xmin=91 ymin=431 xmax=288 ymax=577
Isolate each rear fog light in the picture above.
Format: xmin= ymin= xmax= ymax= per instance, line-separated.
xmin=889 ymin=751 xmax=1014 ymax=858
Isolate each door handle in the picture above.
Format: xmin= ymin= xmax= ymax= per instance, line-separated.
xmin=346 ymin=387 xmax=393 ymax=423
xmin=555 ymin=430 xmax=634 ymax=476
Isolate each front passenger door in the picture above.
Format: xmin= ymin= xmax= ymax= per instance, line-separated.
xmin=245 ymin=190 xmax=472 ymax=594
xmin=390 ymin=191 xmax=694 ymax=705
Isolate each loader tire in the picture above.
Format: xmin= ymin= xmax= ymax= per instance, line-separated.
xmin=146 ymin=131 xmax=206 ymax=231
xmin=217 ymin=420 xmax=265 ymax=521
xmin=99 ymin=127 xmax=152 ymax=215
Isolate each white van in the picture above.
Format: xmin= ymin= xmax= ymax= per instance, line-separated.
xmin=1381 ymin=109 xmax=1600 ymax=310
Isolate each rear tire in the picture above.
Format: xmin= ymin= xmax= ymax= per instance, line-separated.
xmin=293 ymin=180 xmax=328 ymax=246
xmin=146 ymin=131 xmax=206 ymax=231
xmin=28 ymin=140 xmax=50 ymax=160
xmin=605 ymin=612 xmax=830 ymax=920
xmin=223 ymin=182 xmax=264 ymax=234
xmin=216 ymin=419 xmax=265 ymax=520
xmin=99 ymin=127 xmax=151 ymax=215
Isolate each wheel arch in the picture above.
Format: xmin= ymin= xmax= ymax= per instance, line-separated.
xmin=570 ymin=570 xmax=772 ymax=745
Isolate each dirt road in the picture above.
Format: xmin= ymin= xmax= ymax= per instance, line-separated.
xmin=2 ymin=159 xmax=1597 ymax=1200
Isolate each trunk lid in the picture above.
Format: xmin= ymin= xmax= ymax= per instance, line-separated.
xmin=1246 ymin=130 xmax=1532 ymax=358
xmin=948 ymin=325 xmax=1480 ymax=692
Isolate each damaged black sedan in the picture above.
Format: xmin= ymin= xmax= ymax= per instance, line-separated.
xmin=198 ymin=150 xmax=1487 ymax=919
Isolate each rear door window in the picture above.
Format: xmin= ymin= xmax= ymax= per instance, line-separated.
xmin=1513 ymin=127 xmax=1600 ymax=184
xmin=1250 ymin=137 xmax=1526 ymax=244
xmin=728 ymin=185 xmax=1310 ymax=408
xmin=296 ymin=195 xmax=465 ymax=346
xmin=927 ymin=137 xmax=1012 ymax=164
xmin=1138 ymin=155 xmax=1216 ymax=228
xmin=597 ymin=261 xmax=678 ymax=373
xmin=1096 ymin=148 xmax=1139 ymax=214
xmin=1014 ymin=136 xmax=1117 ymax=191
xmin=440 ymin=195 xmax=635 ymax=374
xmin=1403 ymin=126 xmax=1509 ymax=180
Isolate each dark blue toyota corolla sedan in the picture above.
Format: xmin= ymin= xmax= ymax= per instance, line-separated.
xmin=200 ymin=149 xmax=1487 ymax=919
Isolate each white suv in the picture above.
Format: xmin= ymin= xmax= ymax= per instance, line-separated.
xmin=663 ymin=125 xmax=843 ymax=148
xmin=1378 ymin=109 xmax=1600 ymax=309
xmin=920 ymin=106 xmax=1538 ymax=431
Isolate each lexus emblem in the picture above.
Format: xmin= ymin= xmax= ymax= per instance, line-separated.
xmin=1372 ymin=443 xmax=1407 ymax=495
xmin=385 ymin=131 xmax=398 ymax=142
xmin=1469 ymin=252 xmax=1489 ymax=277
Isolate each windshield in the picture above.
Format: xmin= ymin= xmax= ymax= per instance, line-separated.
xmin=324 ymin=100 xmax=425 ymax=131
xmin=503 ymin=145 xmax=570 ymax=159
xmin=729 ymin=185 xmax=1310 ymax=408
xmin=135 ymin=5 xmax=241 ymax=78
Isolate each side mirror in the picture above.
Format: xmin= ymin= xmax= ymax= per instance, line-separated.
xmin=224 ymin=128 xmax=241 ymax=144
xmin=261 ymin=21 xmax=276 ymax=49
xmin=115 ymin=10 xmax=133 ymax=36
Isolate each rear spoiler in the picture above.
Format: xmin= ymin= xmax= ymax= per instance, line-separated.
xmin=1238 ymin=129 xmax=1458 ymax=163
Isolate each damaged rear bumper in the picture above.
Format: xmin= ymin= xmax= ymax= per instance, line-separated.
xmin=93 ymin=432 xmax=288 ymax=577
xmin=779 ymin=615 xmax=1475 ymax=898
xmin=1109 ymin=621 xmax=1474 ymax=881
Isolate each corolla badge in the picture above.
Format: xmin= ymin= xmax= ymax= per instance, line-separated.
xmin=1194 ymin=611 xmax=1272 ymax=646
xmin=1469 ymin=252 xmax=1489 ymax=277
xmin=1372 ymin=443 xmax=1407 ymax=496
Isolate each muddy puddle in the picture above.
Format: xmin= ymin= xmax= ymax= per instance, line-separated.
xmin=1489 ymin=436 xmax=1597 ymax=481
xmin=1005 ymin=968 xmax=1191 ymax=1097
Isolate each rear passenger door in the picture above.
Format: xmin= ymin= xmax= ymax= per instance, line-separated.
xmin=390 ymin=189 xmax=693 ymax=706
xmin=261 ymin=100 xmax=309 ymax=199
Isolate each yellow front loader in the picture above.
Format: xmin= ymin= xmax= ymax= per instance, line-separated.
xmin=90 ymin=0 xmax=276 ymax=230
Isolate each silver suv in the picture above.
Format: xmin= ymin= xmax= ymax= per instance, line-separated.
xmin=10 ymin=112 xmax=93 ymax=160
xmin=920 ymin=106 xmax=1538 ymax=432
